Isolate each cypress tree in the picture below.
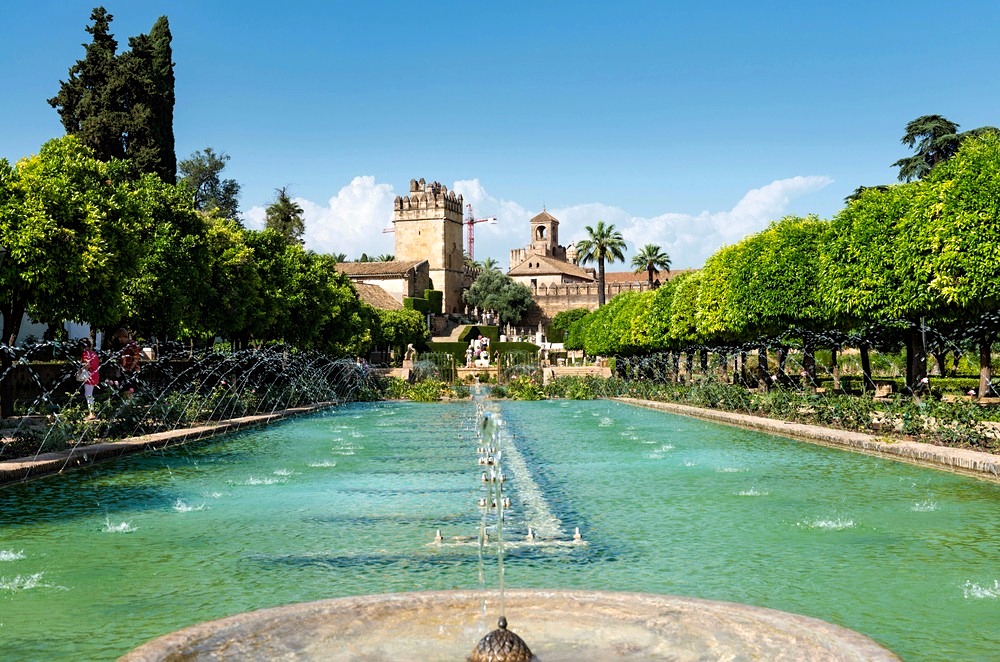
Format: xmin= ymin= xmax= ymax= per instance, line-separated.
xmin=48 ymin=7 xmax=126 ymax=162
xmin=148 ymin=17 xmax=176 ymax=183
xmin=48 ymin=7 xmax=176 ymax=183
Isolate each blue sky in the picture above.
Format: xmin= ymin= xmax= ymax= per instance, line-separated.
xmin=3 ymin=1 xmax=999 ymax=269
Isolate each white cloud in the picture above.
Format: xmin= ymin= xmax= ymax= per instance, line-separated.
xmin=452 ymin=178 xmax=532 ymax=265
xmin=549 ymin=176 xmax=833 ymax=269
xmin=244 ymin=176 xmax=397 ymax=260
xmin=248 ymin=174 xmax=832 ymax=270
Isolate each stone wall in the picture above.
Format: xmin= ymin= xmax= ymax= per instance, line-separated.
xmin=393 ymin=179 xmax=465 ymax=314
xmin=521 ymin=281 xmax=653 ymax=325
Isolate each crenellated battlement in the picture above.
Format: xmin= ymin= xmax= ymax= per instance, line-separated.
xmin=392 ymin=177 xmax=465 ymax=315
xmin=517 ymin=280 xmax=656 ymax=326
xmin=393 ymin=178 xmax=463 ymax=215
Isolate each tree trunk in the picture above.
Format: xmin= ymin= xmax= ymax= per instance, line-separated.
xmin=597 ymin=259 xmax=607 ymax=307
xmin=684 ymin=351 xmax=693 ymax=384
xmin=740 ymin=351 xmax=748 ymax=386
xmin=931 ymin=349 xmax=947 ymax=376
xmin=719 ymin=350 xmax=729 ymax=383
xmin=979 ymin=331 xmax=995 ymax=399
xmin=776 ymin=346 xmax=788 ymax=385
xmin=0 ymin=297 xmax=27 ymax=418
xmin=757 ymin=346 xmax=769 ymax=390
xmin=802 ymin=338 xmax=816 ymax=391
xmin=831 ymin=347 xmax=841 ymax=391
xmin=0 ymin=350 xmax=11 ymax=419
xmin=860 ymin=344 xmax=873 ymax=392
xmin=699 ymin=348 xmax=708 ymax=377
xmin=906 ymin=325 xmax=928 ymax=397
xmin=672 ymin=351 xmax=680 ymax=383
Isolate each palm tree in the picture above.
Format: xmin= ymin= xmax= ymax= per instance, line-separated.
xmin=575 ymin=221 xmax=626 ymax=307
xmin=476 ymin=257 xmax=500 ymax=271
xmin=375 ymin=253 xmax=394 ymax=262
xmin=631 ymin=244 xmax=671 ymax=289
xmin=331 ymin=252 xmax=348 ymax=263
xmin=264 ymin=186 xmax=305 ymax=244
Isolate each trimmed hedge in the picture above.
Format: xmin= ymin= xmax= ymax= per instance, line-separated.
xmin=457 ymin=325 xmax=499 ymax=344
xmin=424 ymin=290 xmax=443 ymax=315
xmin=403 ymin=297 xmax=430 ymax=313
xmin=427 ymin=340 xmax=539 ymax=365
xmin=818 ymin=376 xmax=988 ymax=396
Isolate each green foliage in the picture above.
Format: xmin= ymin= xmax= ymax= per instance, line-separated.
xmin=646 ymin=277 xmax=679 ymax=350
xmin=462 ymin=269 xmax=534 ymax=325
xmin=381 ymin=377 xmax=409 ymax=400
xmin=426 ymin=340 xmax=539 ymax=366
xmin=403 ymin=296 xmax=430 ymax=313
xmin=668 ymin=271 xmax=702 ymax=345
xmin=695 ymin=244 xmax=743 ymax=342
xmin=891 ymin=115 xmax=996 ymax=183
xmin=424 ymin=290 xmax=443 ymax=315
xmin=719 ymin=215 xmax=829 ymax=340
xmin=505 ymin=375 xmax=544 ymax=400
xmin=457 ymin=326 xmax=499 ymax=344
xmin=264 ymin=186 xmax=305 ymax=245
xmin=178 ymin=147 xmax=241 ymax=221
xmin=893 ymin=115 xmax=962 ymax=182
xmin=910 ymin=131 xmax=1000 ymax=312
xmin=406 ymin=378 xmax=447 ymax=402
xmin=564 ymin=313 xmax=593 ymax=351
xmin=578 ymin=290 xmax=654 ymax=356
xmin=543 ymin=376 xmax=598 ymax=399
xmin=549 ymin=308 xmax=590 ymax=343
xmin=194 ymin=215 xmax=260 ymax=342
xmin=0 ymin=136 xmax=147 ymax=344
xmin=821 ymin=183 xmax=920 ymax=324
xmin=575 ymin=220 xmax=627 ymax=307
xmin=630 ymin=243 xmax=671 ymax=287
xmin=118 ymin=176 xmax=210 ymax=339
xmin=374 ymin=308 xmax=429 ymax=354
xmin=48 ymin=8 xmax=176 ymax=183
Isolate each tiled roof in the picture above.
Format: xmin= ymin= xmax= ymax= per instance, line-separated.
xmin=353 ymin=283 xmax=403 ymax=310
xmin=530 ymin=210 xmax=559 ymax=224
xmin=336 ymin=260 xmax=426 ymax=277
xmin=508 ymin=254 xmax=595 ymax=280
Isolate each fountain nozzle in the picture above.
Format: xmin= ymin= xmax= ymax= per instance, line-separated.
xmin=468 ymin=616 xmax=533 ymax=662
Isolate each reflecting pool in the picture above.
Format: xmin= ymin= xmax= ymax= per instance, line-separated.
xmin=1 ymin=400 xmax=998 ymax=660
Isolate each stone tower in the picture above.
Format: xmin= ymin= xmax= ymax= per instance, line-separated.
xmin=393 ymin=178 xmax=465 ymax=314
xmin=509 ymin=210 xmax=568 ymax=269
xmin=529 ymin=210 xmax=563 ymax=259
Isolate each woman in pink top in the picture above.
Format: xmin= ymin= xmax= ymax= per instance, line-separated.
xmin=81 ymin=338 xmax=100 ymax=416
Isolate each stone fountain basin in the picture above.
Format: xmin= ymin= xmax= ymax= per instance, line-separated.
xmin=121 ymin=589 xmax=899 ymax=661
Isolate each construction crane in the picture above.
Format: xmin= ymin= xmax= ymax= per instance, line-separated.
xmin=465 ymin=204 xmax=497 ymax=262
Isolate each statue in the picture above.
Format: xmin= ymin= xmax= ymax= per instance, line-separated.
xmin=404 ymin=344 xmax=416 ymax=362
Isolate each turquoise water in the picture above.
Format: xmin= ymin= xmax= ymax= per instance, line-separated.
xmin=1 ymin=399 xmax=998 ymax=660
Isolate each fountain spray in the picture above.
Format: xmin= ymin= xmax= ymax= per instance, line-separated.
xmin=469 ymin=407 xmax=532 ymax=662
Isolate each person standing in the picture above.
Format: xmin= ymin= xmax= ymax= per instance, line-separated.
xmin=81 ymin=338 xmax=100 ymax=418
xmin=115 ymin=329 xmax=141 ymax=396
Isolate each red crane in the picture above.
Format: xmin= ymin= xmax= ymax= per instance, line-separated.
xmin=465 ymin=204 xmax=497 ymax=262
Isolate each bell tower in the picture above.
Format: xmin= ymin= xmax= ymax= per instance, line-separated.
xmin=393 ymin=178 xmax=465 ymax=313
xmin=529 ymin=210 xmax=565 ymax=260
